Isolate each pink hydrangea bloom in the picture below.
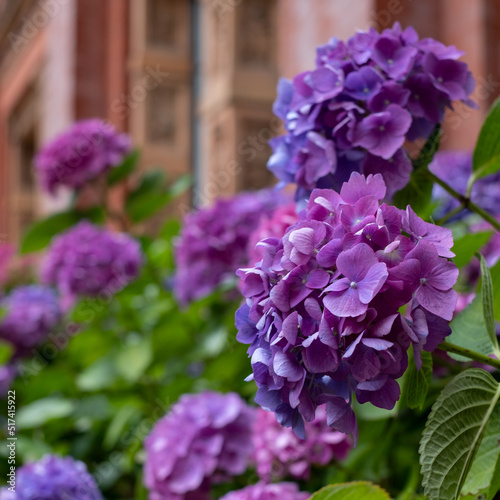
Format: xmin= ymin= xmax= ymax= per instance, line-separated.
xmin=252 ymin=406 xmax=351 ymax=481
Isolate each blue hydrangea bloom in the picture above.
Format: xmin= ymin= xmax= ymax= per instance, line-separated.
xmin=174 ymin=189 xmax=287 ymax=306
xmin=0 ymin=454 xmax=103 ymax=500
xmin=0 ymin=285 xmax=61 ymax=356
xmin=268 ymin=23 xmax=475 ymax=201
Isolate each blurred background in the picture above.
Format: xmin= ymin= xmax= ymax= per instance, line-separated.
xmin=0 ymin=0 xmax=499 ymax=243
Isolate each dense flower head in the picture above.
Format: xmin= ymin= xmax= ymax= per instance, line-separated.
xmin=41 ymin=221 xmax=143 ymax=300
xmin=220 ymin=482 xmax=309 ymax=500
xmin=34 ymin=119 xmax=132 ymax=195
xmin=247 ymin=202 xmax=299 ymax=266
xmin=236 ymin=173 xmax=458 ymax=438
xmin=430 ymin=150 xmax=500 ymax=219
xmin=0 ymin=454 xmax=103 ymax=500
xmin=0 ymin=285 xmax=61 ymax=356
xmin=268 ymin=23 xmax=475 ymax=201
xmin=174 ymin=189 xmax=286 ymax=305
xmin=144 ymin=391 xmax=255 ymax=500
xmin=252 ymin=406 xmax=351 ymax=481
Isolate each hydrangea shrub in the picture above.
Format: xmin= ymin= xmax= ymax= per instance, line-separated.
xmin=0 ymin=454 xmax=103 ymax=500
xmin=236 ymin=172 xmax=458 ymax=437
xmin=144 ymin=391 xmax=254 ymax=499
xmin=0 ymin=285 xmax=61 ymax=356
xmin=41 ymin=221 xmax=143 ymax=301
xmin=174 ymin=189 xmax=286 ymax=305
xmin=34 ymin=119 xmax=131 ymax=194
xmin=268 ymin=22 xmax=475 ymax=200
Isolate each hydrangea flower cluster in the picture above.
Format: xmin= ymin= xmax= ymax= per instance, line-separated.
xmin=247 ymin=202 xmax=298 ymax=266
xmin=174 ymin=189 xmax=285 ymax=305
xmin=0 ymin=285 xmax=61 ymax=356
xmin=430 ymin=150 xmax=500 ymax=219
xmin=144 ymin=391 xmax=254 ymax=500
xmin=0 ymin=454 xmax=103 ymax=500
xmin=236 ymin=173 xmax=458 ymax=438
xmin=41 ymin=221 xmax=142 ymax=301
xmin=252 ymin=407 xmax=351 ymax=481
xmin=34 ymin=119 xmax=131 ymax=195
xmin=268 ymin=23 xmax=475 ymax=200
xmin=220 ymin=482 xmax=309 ymax=500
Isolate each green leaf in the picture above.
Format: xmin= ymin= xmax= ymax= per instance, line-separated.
xmin=393 ymin=167 xmax=434 ymax=213
xmin=309 ymin=481 xmax=391 ymax=500
xmin=17 ymin=397 xmax=75 ymax=429
xmin=403 ymin=349 xmax=433 ymax=410
xmin=107 ymin=149 xmax=140 ymax=186
xmin=473 ymin=97 xmax=500 ymax=179
xmin=0 ymin=340 xmax=13 ymax=364
xmin=128 ymin=171 xmax=165 ymax=200
xmin=125 ymin=171 xmax=191 ymax=223
xmin=462 ymin=403 xmax=500 ymax=496
xmin=414 ymin=124 xmax=442 ymax=170
xmin=115 ymin=336 xmax=152 ymax=383
xmin=126 ymin=192 xmax=172 ymax=223
xmin=103 ymin=405 xmax=142 ymax=450
xmin=393 ymin=125 xmax=441 ymax=213
xmin=419 ymin=369 xmax=500 ymax=500
xmin=487 ymin=448 xmax=500 ymax=500
xmin=490 ymin=260 xmax=500 ymax=322
xmin=478 ymin=253 xmax=499 ymax=353
xmin=76 ymin=357 xmax=118 ymax=391
xmin=125 ymin=171 xmax=168 ymax=223
xmin=168 ymin=174 xmax=191 ymax=198
xmin=452 ymin=232 xmax=492 ymax=268
xmin=20 ymin=208 xmax=104 ymax=253
xmin=448 ymin=293 xmax=499 ymax=361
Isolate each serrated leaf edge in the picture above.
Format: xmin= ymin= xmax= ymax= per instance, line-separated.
xmin=419 ymin=369 xmax=500 ymax=500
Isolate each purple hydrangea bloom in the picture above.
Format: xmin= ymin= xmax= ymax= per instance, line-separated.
xmin=247 ymin=203 xmax=298 ymax=266
xmin=268 ymin=23 xmax=475 ymax=200
xmin=174 ymin=190 xmax=286 ymax=306
xmin=0 ymin=454 xmax=103 ymax=500
xmin=34 ymin=119 xmax=132 ymax=195
xmin=252 ymin=406 xmax=351 ymax=481
xmin=430 ymin=151 xmax=500 ymax=219
xmin=144 ymin=391 xmax=255 ymax=500
xmin=0 ymin=285 xmax=61 ymax=356
xmin=220 ymin=482 xmax=309 ymax=500
xmin=236 ymin=173 xmax=458 ymax=439
xmin=41 ymin=221 xmax=142 ymax=301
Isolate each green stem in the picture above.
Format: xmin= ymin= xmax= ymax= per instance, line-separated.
xmin=435 ymin=205 xmax=464 ymax=225
xmin=425 ymin=170 xmax=500 ymax=232
xmin=439 ymin=341 xmax=500 ymax=370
